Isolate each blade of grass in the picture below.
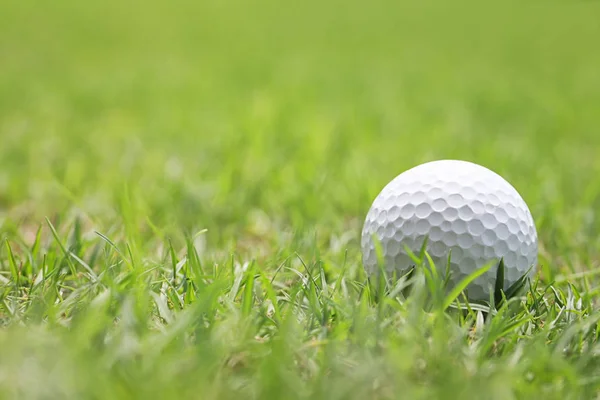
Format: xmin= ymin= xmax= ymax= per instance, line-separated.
xmin=443 ymin=262 xmax=492 ymax=310
xmin=46 ymin=218 xmax=78 ymax=276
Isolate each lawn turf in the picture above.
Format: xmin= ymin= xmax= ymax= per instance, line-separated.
xmin=1 ymin=1 xmax=600 ymax=398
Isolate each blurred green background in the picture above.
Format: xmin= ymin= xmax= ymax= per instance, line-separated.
xmin=3 ymin=1 xmax=600 ymax=398
xmin=1 ymin=0 xmax=600 ymax=274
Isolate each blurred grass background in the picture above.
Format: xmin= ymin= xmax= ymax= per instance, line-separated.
xmin=2 ymin=0 xmax=600 ymax=288
xmin=1 ymin=1 xmax=600 ymax=397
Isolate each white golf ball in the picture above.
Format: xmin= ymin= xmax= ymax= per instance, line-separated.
xmin=361 ymin=160 xmax=538 ymax=301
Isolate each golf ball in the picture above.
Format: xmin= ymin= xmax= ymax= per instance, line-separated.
xmin=361 ymin=160 xmax=538 ymax=301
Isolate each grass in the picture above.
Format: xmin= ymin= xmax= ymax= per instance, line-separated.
xmin=1 ymin=0 xmax=600 ymax=398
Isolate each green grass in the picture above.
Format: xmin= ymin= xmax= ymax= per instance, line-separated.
xmin=1 ymin=0 xmax=600 ymax=398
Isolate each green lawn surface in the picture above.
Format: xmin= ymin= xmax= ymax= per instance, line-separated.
xmin=1 ymin=1 xmax=600 ymax=398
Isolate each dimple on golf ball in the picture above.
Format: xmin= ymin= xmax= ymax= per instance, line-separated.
xmin=361 ymin=160 xmax=538 ymax=301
